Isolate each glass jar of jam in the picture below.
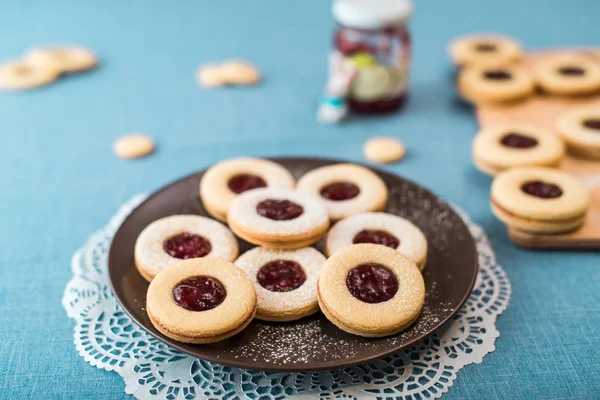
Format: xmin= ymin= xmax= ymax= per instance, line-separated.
xmin=331 ymin=0 xmax=413 ymax=115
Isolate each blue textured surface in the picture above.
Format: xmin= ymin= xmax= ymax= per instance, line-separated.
xmin=1 ymin=1 xmax=599 ymax=399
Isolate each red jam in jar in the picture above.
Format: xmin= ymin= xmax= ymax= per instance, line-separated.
xmin=331 ymin=0 xmax=413 ymax=115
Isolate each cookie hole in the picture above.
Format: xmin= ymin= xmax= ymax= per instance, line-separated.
xmin=352 ymin=229 xmax=400 ymax=249
xmin=163 ymin=232 xmax=212 ymax=259
xmin=499 ymin=133 xmax=538 ymax=149
xmin=483 ymin=70 xmax=512 ymax=80
xmin=582 ymin=118 xmax=600 ymax=130
xmin=172 ymin=276 xmax=226 ymax=312
xmin=257 ymin=260 xmax=306 ymax=292
xmin=474 ymin=43 xmax=497 ymax=52
xmin=346 ymin=263 xmax=398 ymax=304
xmin=228 ymin=174 xmax=267 ymax=194
xmin=558 ymin=66 xmax=586 ymax=76
xmin=521 ymin=181 xmax=563 ymax=199
xmin=256 ymin=199 xmax=304 ymax=221
xmin=320 ymin=181 xmax=360 ymax=201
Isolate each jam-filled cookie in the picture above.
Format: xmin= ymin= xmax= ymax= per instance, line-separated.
xmin=556 ymin=106 xmax=600 ymax=160
xmin=200 ymin=157 xmax=295 ymax=221
xmin=0 ymin=60 xmax=60 ymax=90
xmin=235 ymin=247 xmax=326 ymax=321
xmin=449 ymin=34 xmax=522 ymax=66
xmin=532 ymin=53 xmax=600 ymax=96
xmin=472 ymin=124 xmax=565 ymax=175
xmin=135 ymin=215 xmax=239 ymax=281
xmin=491 ymin=167 xmax=590 ymax=234
xmin=318 ymin=244 xmax=425 ymax=338
xmin=146 ymin=258 xmax=256 ymax=344
xmin=296 ymin=163 xmax=388 ymax=221
xmin=227 ymin=188 xmax=329 ymax=249
xmin=326 ymin=212 xmax=427 ymax=270
xmin=25 ymin=45 xmax=98 ymax=73
xmin=458 ymin=63 xmax=534 ymax=103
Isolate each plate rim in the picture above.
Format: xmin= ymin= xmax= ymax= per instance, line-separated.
xmin=108 ymin=156 xmax=479 ymax=372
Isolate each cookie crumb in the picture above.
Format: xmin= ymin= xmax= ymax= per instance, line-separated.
xmin=114 ymin=134 xmax=155 ymax=159
xmin=364 ymin=137 xmax=406 ymax=163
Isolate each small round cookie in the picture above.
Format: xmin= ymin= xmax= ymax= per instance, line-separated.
xmin=0 ymin=61 xmax=60 ymax=90
xmin=318 ymin=244 xmax=425 ymax=338
xmin=326 ymin=212 xmax=427 ymax=270
xmin=472 ymin=124 xmax=565 ymax=175
xmin=491 ymin=167 xmax=590 ymax=234
xmin=296 ymin=163 xmax=388 ymax=221
xmin=235 ymin=247 xmax=326 ymax=321
xmin=135 ymin=215 xmax=239 ymax=281
xmin=228 ymin=188 xmax=329 ymax=249
xmin=556 ymin=106 xmax=600 ymax=159
xmin=199 ymin=158 xmax=295 ymax=221
xmin=221 ymin=60 xmax=261 ymax=85
xmin=363 ymin=137 xmax=406 ymax=164
xmin=449 ymin=35 xmax=522 ymax=66
xmin=458 ymin=63 xmax=534 ymax=103
xmin=146 ymin=258 xmax=256 ymax=344
xmin=114 ymin=134 xmax=155 ymax=159
xmin=532 ymin=53 xmax=600 ymax=96
xmin=25 ymin=45 xmax=97 ymax=73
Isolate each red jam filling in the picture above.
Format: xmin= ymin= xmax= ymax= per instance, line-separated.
xmin=227 ymin=174 xmax=267 ymax=194
xmin=475 ymin=43 xmax=497 ymax=52
xmin=256 ymin=199 xmax=304 ymax=221
xmin=483 ymin=70 xmax=512 ymax=80
xmin=172 ymin=276 xmax=226 ymax=312
xmin=583 ymin=119 xmax=600 ymax=130
xmin=320 ymin=182 xmax=360 ymax=201
xmin=558 ymin=66 xmax=585 ymax=76
xmin=256 ymin=260 xmax=306 ymax=292
xmin=346 ymin=263 xmax=398 ymax=304
xmin=163 ymin=232 xmax=211 ymax=259
xmin=352 ymin=229 xmax=400 ymax=249
xmin=500 ymin=133 xmax=539 ymax=149
xmin=521 ymin=181 xmax=563 ymax=199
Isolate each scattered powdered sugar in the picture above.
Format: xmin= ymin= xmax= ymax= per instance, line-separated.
xmin=211 ymin=160 xmax=476 ymax=367
xmin=228 ymin=188 xmax=329 ymax=236
xmin=134 ymin=215 xmax=238 ymax=275
xmin=326 ymin=212 xmax=428 ymax=265
xmin=234 ymin=247 xmax=327 ymax=315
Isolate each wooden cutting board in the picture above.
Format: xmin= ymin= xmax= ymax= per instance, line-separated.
xmin=473 ymin=49 xmax=600 ymax=249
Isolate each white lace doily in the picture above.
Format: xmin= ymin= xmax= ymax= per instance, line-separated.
xmin=63 ymin=194 xmax=511 ymax=400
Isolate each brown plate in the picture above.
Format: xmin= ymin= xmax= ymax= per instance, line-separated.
xmin=108 ymin=157 xmax=478 ymax=372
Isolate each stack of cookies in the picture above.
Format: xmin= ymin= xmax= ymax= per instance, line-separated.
xmin=0 ymin=45 xmax=97 ymax=91
xmin=449 ymin=34 xmax=600 ymax=104
xmin=138 ymin=157 xmax=429 ymax=343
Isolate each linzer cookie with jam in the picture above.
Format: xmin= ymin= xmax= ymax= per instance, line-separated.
xmin=532 ymin=53 xmax=600 ymax=96
xmin=199 ymin=157 xmax=295 ymax=221
xmin=449 ymin=34 xmax=522 ymax=67
xmin=146 ymin=259 xmax=256 ymax=343
xmin=227 ymin=188 xmax=330 ymax=249
xmin=235 ymin=247 xmax=326 ymax=321
xmin=472 ymin=124 xmax=565 ymax=175
xmin=491 ymin=167 xmax=590 ymax=234
xmin=296 ymin=163 xmax=388 ymax=221
xmin=326 ymin=212 xmax=428 ymax=270
xmin=556 ymin=107 xmax=600 ymax=160
xmin=318 ymin=244 xmax=425 ymax=337
xmin=458 ymin=63 xmax=534 ymax=104
xmin=134 ymin=215 xmax=239 ymax=281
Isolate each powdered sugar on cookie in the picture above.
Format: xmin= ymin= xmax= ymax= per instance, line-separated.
xmin=135 ymin=215 xmax=239 ymax=281
xmin=326 ymin=212 xmax=428 ymax=269
xmin=235 ymin=247 xmax=326 ymax=321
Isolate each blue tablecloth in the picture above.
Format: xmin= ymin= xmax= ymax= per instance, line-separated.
xmin=1 ymin=1 xmax=599 ymax=398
